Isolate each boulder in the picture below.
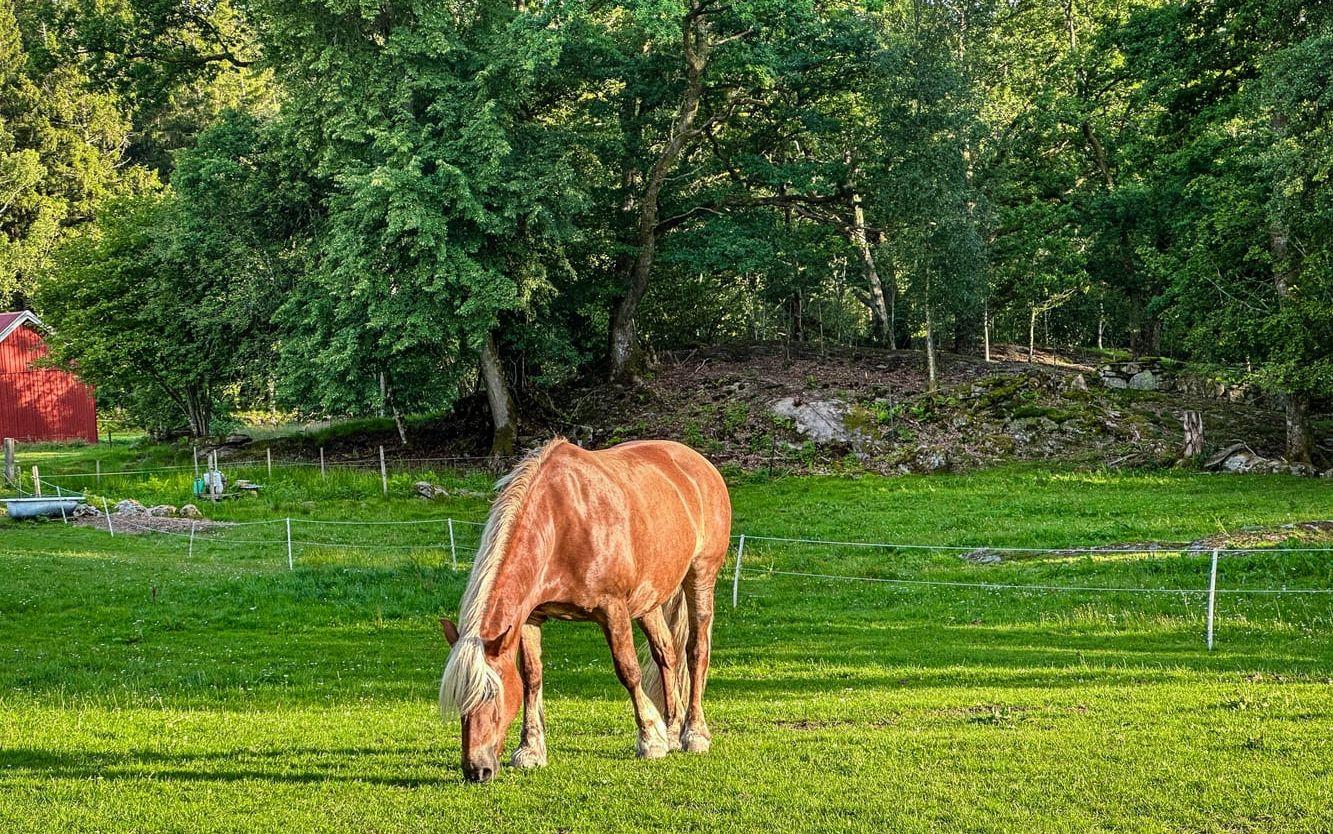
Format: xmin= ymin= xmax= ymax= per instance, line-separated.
xmin=72 ymin=503 xmax=100 ymax=518
xmin=414 ymin=481 xmax=445 ymax=500
xmin=1128 ymin=370 xmax=1158 ymax=390
xmin=1065 ymin=374 xmax=1088 ymax=392
xmin=771 ymin=397 xmax=871 ymax=445
xmin=1102 ymin=375 xmax=1128 ymax=389
xmin=146 ymin=504 xmax=177 ymax=517
xmin=114 ymin=499 xmax=147 ymax=515
xmin=178 ymin=504 xmax=202 ymax=519
xmin=1221 ymin=451 xmax=1260 ymax=473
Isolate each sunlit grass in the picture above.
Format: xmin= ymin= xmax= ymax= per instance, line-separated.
xmin=1 ymin=455 xmax=1330 ymax=832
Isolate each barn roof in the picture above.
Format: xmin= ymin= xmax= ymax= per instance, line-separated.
xmin=0 ymin=311 xmax=44 ymax=344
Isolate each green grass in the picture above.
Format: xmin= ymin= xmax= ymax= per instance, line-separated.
xmin=1 ymin=456 xmax=1331 ymax=832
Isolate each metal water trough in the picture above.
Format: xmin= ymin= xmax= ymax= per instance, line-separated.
xmin=3 ymin=495 xmax=85 ymax=519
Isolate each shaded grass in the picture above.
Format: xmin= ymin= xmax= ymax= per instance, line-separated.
xmin=1 ymin=463 xmax=1330 ymax=832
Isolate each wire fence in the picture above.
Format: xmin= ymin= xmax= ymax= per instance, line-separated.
xmin=23 ymin=495 xmax=1331 ymax=651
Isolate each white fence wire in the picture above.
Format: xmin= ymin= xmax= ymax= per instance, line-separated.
xmin=32 ymin=505 xmax=1331 ymax=651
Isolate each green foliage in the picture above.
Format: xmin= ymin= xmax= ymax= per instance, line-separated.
xmin=12 ymin=0 xmax=1331 ymax=457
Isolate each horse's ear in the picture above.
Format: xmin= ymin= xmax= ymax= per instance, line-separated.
xmin=482 ymin=625 xmax=512 ymax=654
xmin=440 ymin=617 xmax=459 ymax=647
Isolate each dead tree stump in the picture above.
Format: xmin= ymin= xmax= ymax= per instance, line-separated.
xmin=1182 ymin=411 xmax=1204 ymax=459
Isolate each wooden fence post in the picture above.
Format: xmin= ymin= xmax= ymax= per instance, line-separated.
xmin=320 ymin=447 xmax=326 ymax=479
xmin=379 ymin=446 xmax=388 ymax=496
xmin=3 ymin=437 xmax=14 ymax=485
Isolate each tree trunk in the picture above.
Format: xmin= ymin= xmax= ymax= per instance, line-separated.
xmin=982 ymin=301 xmax=991 ymax=362
xmin=1269 ymin=111 xmax=1311 ymax=464
xmin=609 ymin=3 xmax=713 ymax=381
xmin=1284 ymin=395 xmax=1312 ymax=465
xmin=1028 ymin=306 xmax=1037 ymax=363
xmin=479 ymin=332 xmax=516 ymax=459
xmin=184 ymin=388 xmax=211 ymax=438
xmin=924 ymin=280 xmax=938 ymax=392
xmin=842 ymin=155 xmax=893 ymax=347
xmin=1181 ymin=411 xmax=1204 ymax=460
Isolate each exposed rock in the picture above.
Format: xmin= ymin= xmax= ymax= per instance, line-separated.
xmin=222 ymin=434 xmax=253 ymax=447
xmin=960 ymin=549 xmax=1003 ymax=564
xmin=1204 ymin=442 xmax=1252 ymax=470
xmin=414 ymin=481 xmax=484 ymax=499
xmin=178 ymin=504 xmax=202 ymax=518
xmin=914 ymin=449 xmax=950 ymax=472
xmin=114 ymin=499 xmax=147 ymax=515
xmin=415 ymin=481 xmax=446 ymax=500
xmin=72 ymin=503 xmax=100 ymax=518
xmin=1128 ymin=370 xmax=1158 ymax=391
xmin=771 ymin=397 xmax=872 ymax=445
xmin=1102 ymin=375 xmax=1128 ymax=389
xmin=1221 ymin=451 xmax=1260 ymax=473
xmin=1066 ymin=374 xmax=1088 ymax=392
xmin=146 ymin=504 xmax=177 ymax=517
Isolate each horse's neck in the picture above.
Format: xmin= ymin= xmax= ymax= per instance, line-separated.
xmin=476 ymin=522 xmax=550 ymax=641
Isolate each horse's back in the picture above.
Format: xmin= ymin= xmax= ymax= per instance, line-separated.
xmin=541 ymin=440 xmax=731 ymax=612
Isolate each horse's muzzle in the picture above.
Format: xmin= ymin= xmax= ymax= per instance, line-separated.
xmin=463 ymin=752 xmax=498 ymax=783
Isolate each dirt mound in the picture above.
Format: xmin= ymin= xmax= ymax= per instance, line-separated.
xmin=256 ymin=343 xmax=1326 ymax=475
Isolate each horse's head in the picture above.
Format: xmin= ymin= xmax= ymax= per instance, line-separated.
xmin=440 ymin=617 xmax=522 ymax=783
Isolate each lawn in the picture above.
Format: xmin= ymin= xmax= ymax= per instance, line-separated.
xmin=1 ymin=456 xmax=1330 ymax=832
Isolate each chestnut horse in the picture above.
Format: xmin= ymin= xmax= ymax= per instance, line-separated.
xmin=438 ymin=438 xmax=731 ymax=782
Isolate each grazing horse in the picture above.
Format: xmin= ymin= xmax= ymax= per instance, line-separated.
xmin=438 ymin=438 xmax=731 ymax=782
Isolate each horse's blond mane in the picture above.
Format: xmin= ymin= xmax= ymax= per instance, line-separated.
xmin=439 ymin=438 xmax=566 ymax=716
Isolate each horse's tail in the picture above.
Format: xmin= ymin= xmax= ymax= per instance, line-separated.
xmin=640 ymin=586 xmax=692 ymax=718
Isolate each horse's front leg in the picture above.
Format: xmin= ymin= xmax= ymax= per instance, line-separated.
xmin=510 ymin=622 xmax=548 ymax=769
xmin=600 ymin=602 xmax=670 ymax=759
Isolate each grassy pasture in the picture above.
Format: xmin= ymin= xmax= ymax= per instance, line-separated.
xmin=1 ymin=456 xmax=1331 ymax=832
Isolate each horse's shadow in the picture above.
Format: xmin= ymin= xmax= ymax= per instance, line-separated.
xmin=0 ymin=746 xmax=460 ymax=788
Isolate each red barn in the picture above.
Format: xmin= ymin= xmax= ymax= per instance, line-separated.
xmin=0 ymin=311 xmax=98 ymax=443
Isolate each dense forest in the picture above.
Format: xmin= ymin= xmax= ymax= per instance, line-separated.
xmin=2 ymin=0 xmax=1329 ymax=461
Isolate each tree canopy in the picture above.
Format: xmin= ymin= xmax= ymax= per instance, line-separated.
xmin=12 ymin=0 xmax=1329 ymax=459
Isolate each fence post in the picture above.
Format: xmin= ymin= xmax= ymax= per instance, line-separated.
xmin=103 ymin=497 xmax=114 ymax=536
xmin=3 ymin=437 xmax=14 ymax=485
xmin=96 ymin=459 xmax=101 ymax=485
xmin=193 ymin=446 xmax=199 ymax=479
xmin=320 ymin=447 xmax=326 ymax=479
xmin=1206 ymin=548 xmax=1220 ymax=650
xmin=732 ymin=534 xmax=746 ymax=609
xmin=267 ymin=448 xmax=273 ymax=476
xmin=447 ymin=517 xmax=458 ymax=571
xmin=379 ymin=446 xmax=388 ymax=496
xmin=188 ymin=520 xmax=196 ymax=558
xmin=31 ymin=466 xmax=40 ymax=497
xmin=286 ymin=517 xmax=294 ymax=570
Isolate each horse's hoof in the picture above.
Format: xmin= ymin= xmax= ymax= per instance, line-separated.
xmin=637 ymin=740 xmax=666 ymax=762
xmin=681 ymin=729 xmax=711 ymax=754
xmin=637 ymin=722 xmax=670 ymax=759
xmin=510 ymin=746 xmax=547 ymax=769
xmin=666 ymin=725 xmax=684 ymax=752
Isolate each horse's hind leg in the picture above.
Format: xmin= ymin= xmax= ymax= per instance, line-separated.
xmin=510 ymin=623 xmax=548 ymax=769
xmin=599 ymin=602 xmax=670 ymax=759
xmin=638 ymin=607 xmax=683 ymax=751
xmin=681 ymin=564 xmax=719 ymax=753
